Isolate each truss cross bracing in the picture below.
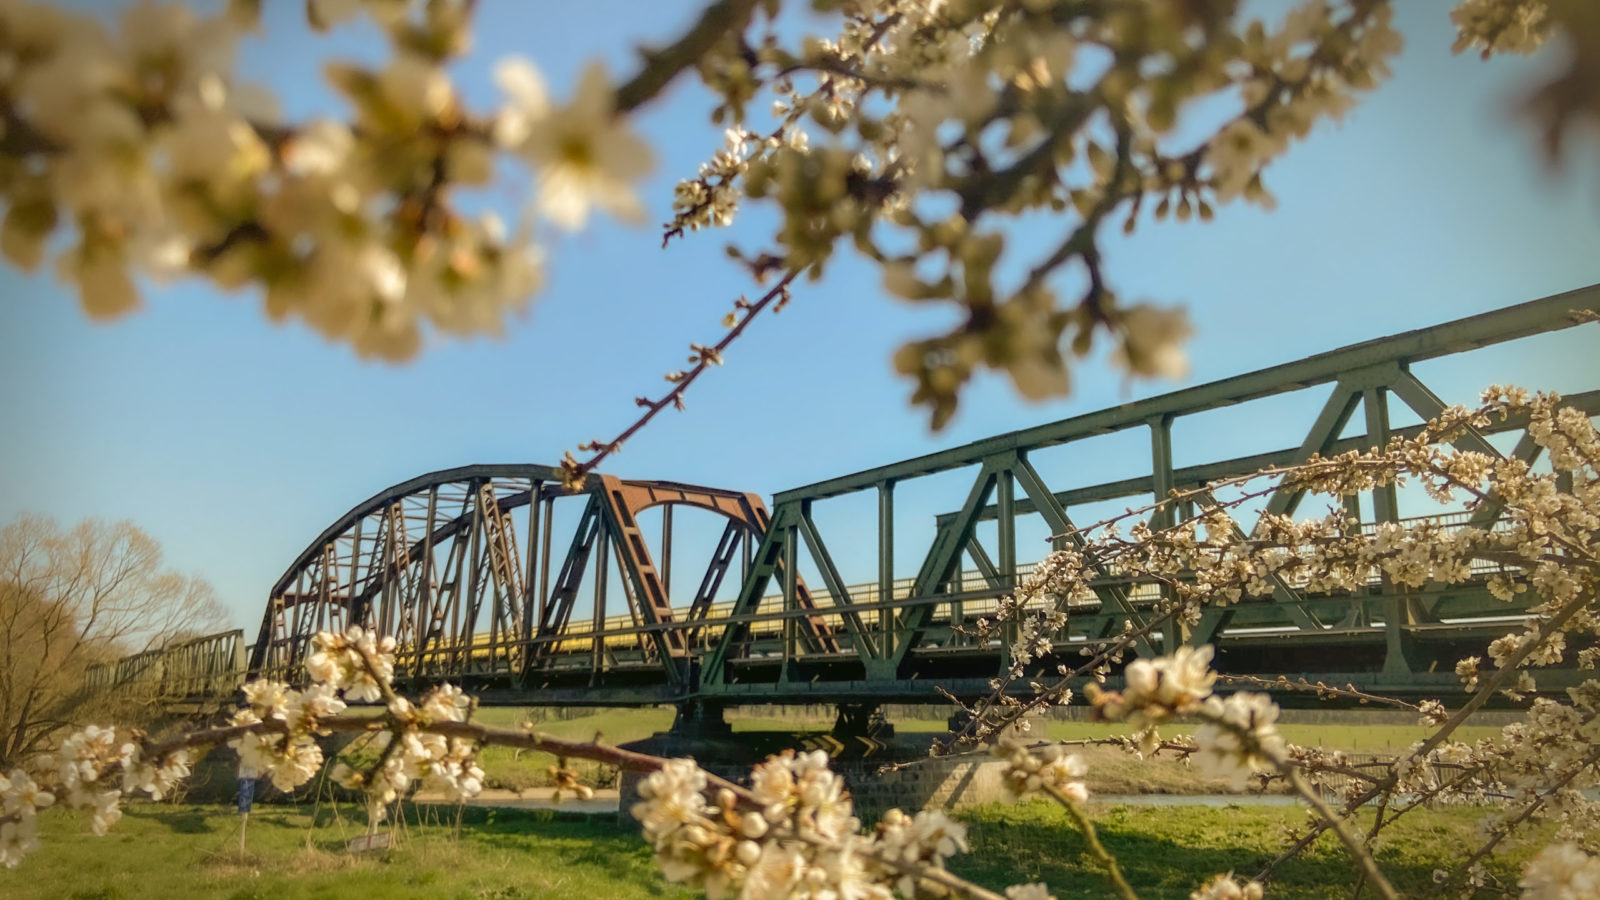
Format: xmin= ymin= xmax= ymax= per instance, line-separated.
xmin=110 ymin=285 xmax=1600 ymax=709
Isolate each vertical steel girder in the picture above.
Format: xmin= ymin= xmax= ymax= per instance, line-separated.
xmin=700 ymin=501 xmax=852 ymax=685
xmin=534 ymin=494 xmax=604 ymax=653
xmin=685 ymin=520 xmax=746 ymax=645
xmin=877 ymin=482 xmax=895 ymax=658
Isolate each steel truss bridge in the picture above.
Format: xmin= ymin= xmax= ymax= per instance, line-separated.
xmin=105 ymin=286 xmax=1600 ymax=716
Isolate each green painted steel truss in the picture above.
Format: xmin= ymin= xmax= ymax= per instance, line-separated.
xmin=123 ymin=284 xmax=1600 ymax=708
xmin=699 ymin=283 xmax=1599 ymax=697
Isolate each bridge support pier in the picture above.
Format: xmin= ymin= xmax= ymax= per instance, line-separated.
xmin=671 ymin=699 xmax=732 ymax=738
xmin=1381 ymin=599 xmax=1427 ymax=678
xmin=833 ymin=703 xmax=894 ymax=741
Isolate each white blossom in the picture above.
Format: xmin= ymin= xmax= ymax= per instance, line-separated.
xmin=1192 ymin=693 xmax=1286 ymax=790
xmin=119 ymin=745 xmax=192 ymax=800
xmin=997 ymin=741 xmax=1088 ymax=801
xmin=0 ymin=818 xmax=42 ymax=869
xmin=633 ymin=758 xmax=710 ymax=843
xmin=872 ymin=808 xmax=969 ymax=897
xmin=1521 ymin=843 xmax=1600 ymax=900
xmin=1191 ymin=872 xmax=1266 ymax=900
xmin=1452 ymin=0 xmax=1552 ymax=57
xmin=496 ymin=60 xmax=654 ymax=229
xmin=1111 ymin=304 xmax=1194 ymax=380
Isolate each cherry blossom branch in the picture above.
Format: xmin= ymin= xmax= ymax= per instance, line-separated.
xmin=1288 ymin=768 xmax=1400 ymax=900
xmin=613 ymin=0 xmax=761 ymax=114
xmin=560 ymin=268 xmax=799 ymax=486
xmin=878 ymin=735 xmax=1196 ymax=775
xmin=1215 ymin=675 xmax=1428 ymax=714
xmin=1414 ymin=588 xmax=1594 ymax=760
xmin=1043 ymin=783 xmax=1142 ymax=900
xmin=1444 ymin=743 xmax=1600 ymax=888
xmin=1182 ymin=696 xmax=1402 ymax=900
xmin=943 ymin=605 xmax=1180 ymax=749
xmin=1256 ymin=584 xmax=1600 ymax=883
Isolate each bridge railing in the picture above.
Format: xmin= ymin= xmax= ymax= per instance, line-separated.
xmin=85 ymin=630 xmax=247 ymax=704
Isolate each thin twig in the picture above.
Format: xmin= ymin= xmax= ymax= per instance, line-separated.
xmin=563 ymin=269 xmax=798 ymax=484
xmin=1286 ymin=768 xmax=1400 ymax=900
xmin=1045 ymin=783 xmax=1142 ymax=900
xmin=613 ymin=0 xmax=761 ymax=114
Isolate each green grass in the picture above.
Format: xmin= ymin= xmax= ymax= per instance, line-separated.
xmin=470 ymin=707 xmax=676 ymax=790
xmin=8 ymin=802 xmax=690 ymax=900
xmin=1023 ymin=719 xmax=1502 ymax=753
xmin=11 ymin=799 xmax=1545 ymax=899
xmin=700 ymin=709 xmax=1505 ymax=753
xmin=473 ymin=707 xmax=1505 ymax=796
xmin=464 ymin=707 xmax=1511 ymax=795
xmin=955 ymin=800 xmax=1544 ymax=899
xmin=1018 ymin=720 xmax=1506 ymax=795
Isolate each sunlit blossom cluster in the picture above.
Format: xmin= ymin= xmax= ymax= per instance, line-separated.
xmin=1190 ymin=873 xmax=1266 ymax=900
xmin=330 ymin=685 xmax=486 ymax=820
xmin=1451 ymin=0 xmax=1553 ymax=57
xmin=1073 ymin=643 xmax=1289 ymax=792
xmin=0 ymin=722 xmax=192 ymax=867
xmin=1093 ymin=644 xmax=1220 ymax=727
xmin=5 ymin=0 xmax=1578 ymax=434
xmin=632 ymin=748 xmax=979 ymax=899
xmin=656 ymin=0 xmax=1420 ymax=424
xmin=0 ymin=769 xmax=52 ymax=867
xmin=283 ymin=627 xmax=485 ymax=815
xmin=50 ymin=726 xmax=127 ymax=836
xmin=227 ymin=680 xmax=339 ymax=792
xmin=0 ymin=0 xmax=652 ymax=360
xmin=945 ymin=386 xmax=1599 ymax=897
xmin=0 ymin=624 xmax=483 ymax=868
xmin=306 ymin=625 xmax=397 ymax=703
xmin=996 ymin=739 xmax=1087 ymax=802
xmin=1190 ymin=693 xmax=1286 ymax=790
xmin=119 ymin=742 xmax=192 ymax=801
xmin=1521 ymin=842 xmax=1600 ymax=900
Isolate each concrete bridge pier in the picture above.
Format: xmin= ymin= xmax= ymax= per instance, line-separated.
xmin=669 ymin=698 xmax=733 ymax=738
xmin=832 ymin=703 xmax=895 ymax=742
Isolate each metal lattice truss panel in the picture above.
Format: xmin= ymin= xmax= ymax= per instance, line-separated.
xmin=159 ymin=284 xmax=1598 ymax=706
xmin=247 ymin=468 xmax=841 ymax=692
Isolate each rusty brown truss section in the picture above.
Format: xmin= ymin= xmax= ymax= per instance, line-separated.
xmin=220 ymin=284 xmax=1600 ymax=707
xmin=248 ymin=471 xmax=838 ymax=691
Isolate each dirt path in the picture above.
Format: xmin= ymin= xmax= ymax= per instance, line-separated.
xmin=411 ymin=787 xmax=622 ymax=815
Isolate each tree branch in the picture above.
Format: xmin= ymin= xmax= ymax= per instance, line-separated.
xmin=613 ymin=0 xmax=761 ymax=114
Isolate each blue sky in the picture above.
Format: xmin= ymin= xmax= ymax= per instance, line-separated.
xmin=0 ymin=2 xmax=1595 ymax=630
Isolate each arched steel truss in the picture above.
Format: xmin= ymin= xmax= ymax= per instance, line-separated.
xmin=248 ymin=467 xmax=838 ymax=690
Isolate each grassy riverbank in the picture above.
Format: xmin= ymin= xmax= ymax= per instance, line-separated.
xmin=8 ymin=802 xmax=685 ymax=900
xmin=953 ymin=800 xmax=1543 ymax=898
xmin=469 ymin=706 xmax=1503 ymax=795
xmin=7 ymin=800 xmax=1542 ymax=899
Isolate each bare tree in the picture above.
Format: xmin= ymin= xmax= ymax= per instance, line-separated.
xmin=0 ymin=514 xmax=227 ymax=765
